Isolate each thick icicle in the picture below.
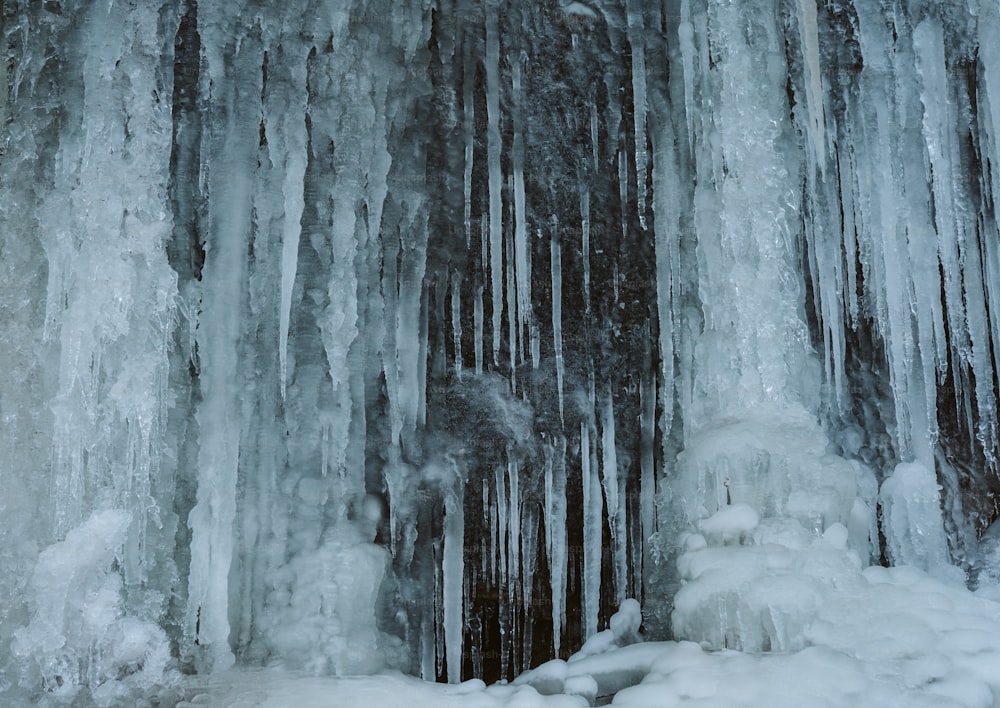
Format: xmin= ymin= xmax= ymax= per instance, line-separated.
xmin=601 ymin=390 xmax=627 ymax=604
xmin=186 ymin=20 xmax=261 ymax=669
xmin=580 ymin=179 xmax=591 ymax=314
xmin=451 ymin=273 xmax=463 ymax=378
xmin=507 ymin=457 xmax=521 ymax=607
xmin=506 ymin=214 xmax=519 ymax=380
xmin=618 ymin=149 xmax=629 ymax=241
xmin=795 ymin=0 xmax=826 ymax=178
xmin=463 ymin=36 xmax=475 ymax=248
xmin=277 ymin=57 xmax=307 ymax=401
xmin=626 ymin=0 xmax=648 ymax=228
xmin=639 ymin=337 xmax=656 ymax=597
xmin=581 ymin=410 xmax=601 ymax=640
xmin=544 ymin=438 xmax=568 ymax=655
xmin=486 ymin=9 xmax=504 ymax=365
xmin=512 ymin=54 xmax=531 ymax=327
xmin=650 ymin=90 xmax=680 ymax=445
xmin=442 ymin=461 xmax=464 ymax=684
xmin=551 ymin=236 xmax=565 ymax=423
xmin=474 ymin=284 xmax=484 ymax=375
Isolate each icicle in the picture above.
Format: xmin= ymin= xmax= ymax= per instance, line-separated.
xmin=486 ymin=9 xmax=504 ymax=365
xmin=795 ymin=0 xmax=826 ymax=178
xmin=483 ymin=479 xmax=491 ymax=580
xmin=418 ymin=280 xmax=429 ymax=429
xmin=451 ymin=272 xmax=463 ymax=378
xmin=463 ymin=35 xmax=475 ymax=249
xmin=507 ymin=215 xmax=518 ymax=384
xmin=545 ymin=437 xmax=568 ymax=655
xmin=507 ymin=456 xmax=521 ymax=607
xmin=495 ymin=464 xmax=508 ymax=588
xmin=277 ymin=60 xmax=308 ymax=401
xmin=186 ymin=35 xmax=262 ymax=669
xmin=639 ymin=335 xmax=656 ymax=598
xmin=678 ymin=0 xmax=696 ymax=155
xmin=839 ymin=151 xmax=860 ymax=326
xmin=474 ymin=284 xmax=484 ymax=375
xmin=443 ymin=462 xmax=464 ymax=684
xmin=512 ymin=53 xmax=531 ymax=327
xmin=434 ymin=537 xmax=445 ymax=679
xmin=481 ymin=213 xmax=489 ymax=274
xmin=520 ymin=500 xmax=538 ymax=673
xmin=626 ymin=0 xmax=648 ymax=228
xmin=915 ymin=19 xmax=996 ymax=451
xmin=983 ymin=5 xmax=1000 ymax=452
xmin=393 ymin=210 xmax=429 ymax=445
xmin=601 ymin=390 xmax=627 ymax=605
xmin=581 ymin=412 xmax=601 ymax=640
xmin=580 ymin=178 xmax=591 ymax=314
xmin=530 ymin=321 xmax=540 ymax=370
xmin=618 ymin=149 xmax=629 ymax=241
xmin=591 ymin=102 xmax=600 ymax=171
xmin=650 ymin=84 xmax=680 ymax=442
xmin=490 ymin=475 xmax=499 ymax=585
xmin=420 ymin=610 xmax=435 ymax=681
xmin=551 ymin=236 xmax=565 ymax=423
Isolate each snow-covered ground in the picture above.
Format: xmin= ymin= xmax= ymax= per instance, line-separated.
xmin=183 ymin=539 xmax=1000 ymax=708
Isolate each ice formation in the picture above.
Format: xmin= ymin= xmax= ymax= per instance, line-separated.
xmin=4 ymin=0 xmax=1000 ymax=705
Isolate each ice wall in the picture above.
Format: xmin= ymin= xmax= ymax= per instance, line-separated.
xmin=3 ymin=0 xmax=1000 ymax=701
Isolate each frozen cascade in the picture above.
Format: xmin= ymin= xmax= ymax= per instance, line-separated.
xmin=6 ymin=0 xmax=1000 ymax=702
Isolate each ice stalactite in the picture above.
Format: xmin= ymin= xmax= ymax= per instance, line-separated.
xmin=581 ymin=415 xmax=601 ymax=642
xmin=551 ymin=237 xmax=565 ymax=423
xmin=601 ymin=391 xmax=626 ymax=605
xmin=512 ymin=53 xmax=531 ymax=331
xmin=184 ymin=3 xmax=260 ymax=670
xmin=544 ymin=437 xmax=568 ymax=656
xmin=442 ymin=459 xmax=464 ymax=684
xmin=451 ymin=273 xmax=463 ymax=378
xmin=626 ymin=0 xmax=648 ymax=230
xmin=485 ymin=7 xmax=503 ymax=367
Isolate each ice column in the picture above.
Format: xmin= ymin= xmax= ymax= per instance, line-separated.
xmin=185 ymin=11 xmax=260 ymax=670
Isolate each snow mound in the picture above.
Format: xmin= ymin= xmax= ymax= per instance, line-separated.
xmin=697 ymin=503 xmax=759 ymax=545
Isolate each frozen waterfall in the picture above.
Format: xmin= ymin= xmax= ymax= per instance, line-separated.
xmin=4 ymin=0 xmax=1000 ymax=705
